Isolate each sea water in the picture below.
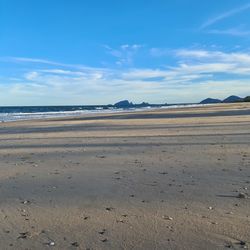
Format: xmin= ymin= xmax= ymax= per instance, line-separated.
xmin=0 ymin=104 xmax=206 ymax=122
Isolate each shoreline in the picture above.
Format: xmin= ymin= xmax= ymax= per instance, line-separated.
xmin=1 ymin=102 xmax=250 ymax=125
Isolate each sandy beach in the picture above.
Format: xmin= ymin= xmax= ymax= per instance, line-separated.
xmin=0 ymin=103 xmax=250 ymax=250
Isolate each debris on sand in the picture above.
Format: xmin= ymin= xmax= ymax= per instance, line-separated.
xmin=71 ymin=242 xmax=79 ymax=247
xmin=211 ymin=221 xmax=218 ymax=225
xmin=162 ymin=215 xmax=173 ymax=220
xmin=98 ymin=229 xmax=106 ymax=235
xmin=46 ymin=241 xmax=55 ymax=246
xmin=239 ymin=240 xmax=246 ymax=246
xmin=105 ymin=207 xmax=114 ymax=211
xmin=97 ymin=155 xmax=106 ymax=159
xmin=21 ymin=200 xmax=31 ymax=205
xmin=116 ymin=219 xmax=125 ymax=223
xmin=17 ymin=232 xmax=30 ymax=239
xmin=159 ymin=172 xmax=168 ymax=175
xmin=237 ymin=192 xmax=248 ymax=199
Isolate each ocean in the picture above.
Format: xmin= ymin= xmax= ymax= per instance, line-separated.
xmin=0 ymin=104 xmax=204 ymax=122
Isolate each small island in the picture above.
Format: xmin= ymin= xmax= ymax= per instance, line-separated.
xmin=200 ymin=95 xmax=250 ymax=104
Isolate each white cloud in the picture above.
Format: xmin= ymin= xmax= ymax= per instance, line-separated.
xmin=25 ymin=71 xmax=40 ymax=80
xmin=1 ymin=48 xmax=250 ymax=105
xmin=0 ymin=56 xmax=107 ymax=72
xmin=150 ymin=48 xmax=170 ymax=57
xmin=174 ymin=49 xmax=250 ymax=65
xmin=200 ymin=3 xmax=250 ymax=29
xmin=104 ymin=44 xmax=143 ymax=66
xmin=2 ymin=57 xmax=67 ymax=66
xmin=175 ymin=49 xmax=211 ymax=58
xmin=39 ymin=69 xmax=84 ymax=75
xmin=206 ymin=28 xmax=250 ymax=37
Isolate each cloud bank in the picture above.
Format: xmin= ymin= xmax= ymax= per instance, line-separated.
xmin=0 ymin=47 xmax=250 ymax=105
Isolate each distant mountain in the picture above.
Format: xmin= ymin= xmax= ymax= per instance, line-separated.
xmin=200 ymin=98 xmax=222 ymax=104
xmin=114 ymin=100 xmax=133 ymax=108
xmin=113 ymin=100 xmax=167 ymax=108
xmin=244 ymin=96 xmax=250 ymax=102
xmin=135 ymin=102 xmax=150 ymax=107
xmin=222 ymin=95 xmax=243 ymax=103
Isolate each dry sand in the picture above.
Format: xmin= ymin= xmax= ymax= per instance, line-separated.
xmin=0 ymin=103 xmax=250 ymax=249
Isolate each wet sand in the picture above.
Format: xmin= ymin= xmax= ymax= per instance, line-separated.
xmin=0 ymin=103 xmax=250 ymax=249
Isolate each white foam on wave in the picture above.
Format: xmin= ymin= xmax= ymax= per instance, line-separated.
xmin=0 ymin=107 xmax=133 ymax=122
xmin=0 ymin=104 xmax=208 ymax=122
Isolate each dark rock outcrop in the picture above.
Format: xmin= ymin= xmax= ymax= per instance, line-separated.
xmin=114 ymin=100 xmax=133 ymax=108
xmin=244 ymin=96 xmax=250 ymax=102
xmin=200 ymin=98 xmax=222 ymax=104
xmin=222 ymin=95 xmax=243 ymax=103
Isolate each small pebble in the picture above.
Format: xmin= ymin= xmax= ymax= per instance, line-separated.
xmin=21 ymin=200 xmax=31 ymax=205
xmin=105 ymin=207 xmax=114 ymax=211
xmin=98 ymin=229 xmax=106 ymax=235
xmin=71 ymin=242 xmax=79 ymax=247
xmin=159 ymin=172 xmax=168 ymax=175
xmin=240 ymin=240 xmax=246 ymax=246
xmin=48 ymin=241 xmax=55 ymax=246
xmin=238 ymin=193 xmax=247 ymax=199
xmin=162 ymin=215 xmax=173 ymax=220
xmin=17 ymin=232 xmax=29 ymax=239
xmin=116 ymin=219 xmax=124 ymax=223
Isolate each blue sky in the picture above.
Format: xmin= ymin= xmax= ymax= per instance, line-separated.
xmin=1 ymin=0 xmax=250 ymax=105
